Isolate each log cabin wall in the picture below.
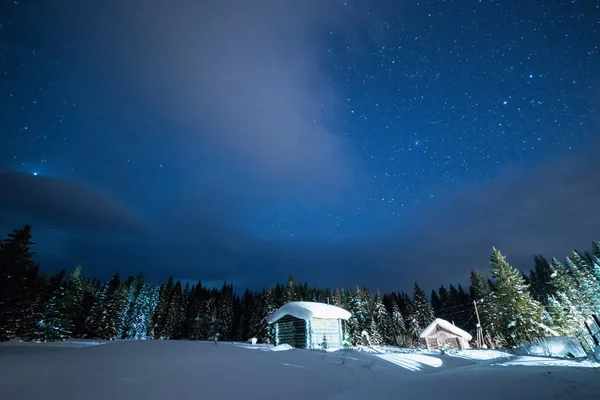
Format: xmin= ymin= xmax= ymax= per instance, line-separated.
xmin=274 ymin=315 xmax=307 ymax=348
xmin=310 ymin=318 xmax=343 ymax=349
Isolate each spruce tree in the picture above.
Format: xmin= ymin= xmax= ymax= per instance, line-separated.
xmin=389 ymin=301 xmax=406 ymax=346
xmin=528 ymin=255 xmax=559 ymax=305
xmin=437 ymin=285 xmax=450 ymax=321
xmin=38 ymin=269 xmax=73 ymax=341
xmin=150 ymin=277 xmax=174 ymax=339
xmin=259 ymin=288 xmax=276 ymax=343
xmin=430 ymin=290 xmax=441 ymax=317
xmin=373 ymin=289 xmax=391 ymax=344
xmin=469 ymin=270 xmax=498 ymax=334
xmin=489 ymin=248 xmax=545 ymax=346
xmin=0 ymin=225 xmax=40 ymax=340
xmin=163 ymin=281 xmax=183 ymax=339
xmin=412 ymin=283 xmax=434 ymax=330
xmin=332 ymin=288 xmax=342 ymax=307
xmin=565 ymin=253 xmax=599 ymax=313
xmin=592 ymin=241 xmax=600 ymax=259
xmin=369 ymin=318 xmax=383 ymax=345
xmin=217 ymin=283 xmax=234 ymax=340
xmin=285 ymin=276 xmax=297 ymax=303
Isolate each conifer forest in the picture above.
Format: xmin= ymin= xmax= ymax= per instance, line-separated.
xmin=1 ymin=224 xmax=599 ymax=351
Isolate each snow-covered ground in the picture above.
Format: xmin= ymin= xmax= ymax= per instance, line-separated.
xmin=496 ymin=355 xmax=600 ymax=368
xmin=1 ymin=340 xmax=599 ymax=399
xmin=0 ymin=338 xmax=106 ymax=348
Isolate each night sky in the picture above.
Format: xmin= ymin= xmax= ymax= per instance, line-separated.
xmin=1 ymin=0 xmax=599 ymax=292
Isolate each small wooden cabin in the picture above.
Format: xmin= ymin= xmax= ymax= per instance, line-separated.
xmin=267 ymin=302 xmax=352 ymax=349
xmin=419 ymin=318 xmax=472 ymax=350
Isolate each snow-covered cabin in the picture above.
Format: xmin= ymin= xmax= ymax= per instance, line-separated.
xmin=419 ymin=318 xmax=472 ymax=350
xmin=267 ymin=301 xmax=352 ymax=350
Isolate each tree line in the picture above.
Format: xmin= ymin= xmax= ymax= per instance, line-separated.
xmin=0 ymin=225 xmax=599 ymax=350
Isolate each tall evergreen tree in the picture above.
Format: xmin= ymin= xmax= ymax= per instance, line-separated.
xmin=437 ymin=285 xmax=450 ymax=321
xmin=217 ymin=283 xmax=234 ymax=340
xmin=489 ymin=248 xmax=545 ymax=346
xmin=150 ymin=277 xmax=174 ymax=339
xmin=38 ymin=269 xmax=73 ymax=341
xmin=430 ymin=290 xmax=442 ymax=317
xmin=162 ymin=281 xmax=184 ymax=339
xmin=592 ymin=241 xmax=600 ymax=260
xmin=389 ymin=301 xmax=406 ymax=345
xmin=372 ymin=289 xmax=391 ymax=344
xmin=285 ymin=276 xmax=297 ymax=303
xmin=469 ymin=270 xmax=497 ymax=333
xmin=412 ymin=283 xmax=434 ymax=331
xmin=0 ymin=225 xmax=40 ymax=340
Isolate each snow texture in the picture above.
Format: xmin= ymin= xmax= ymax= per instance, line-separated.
xmin=496 ymin=356 xmax=600 ymax=368
xmin=419 ymin=318 xmax=473 ymax=341
xmin=2 ymin=340 xmax=600 ymax=400
xmin=271 ymin=344 xmax=294 ymax=351
xmin=448 ymin=349 xmax=512 ymax=360
xmin=267 ymin=301 xmax=351 ymax=324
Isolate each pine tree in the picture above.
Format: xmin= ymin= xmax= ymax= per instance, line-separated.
xmin=592 ymin=241 xmax=600 ymax=260
xmin=489 ymin=248 xmax=546 ymax=346
xmin=565 ymin=253 xmax=599 ymax=313
xmin=412 ymin=283 xmax=434 ymax=330
xmin=469 ymin=270 xmax=497 ymax=334
xmin=0 ymin=225 xmax=40 ymax=340
xmin=258 ymin=288 xmax=276 ymax=343
xmin=389 ymin=301 xmax=406 ymax=346
xmin=150 ymin=277 xmax=174 ymax=339
xmin=546 ymin=295 xmax=576 ymax=336
xmin=430 ymin=290 xmax=441 ymax=317
xmin=346 ymin=287 xmax=369 ymax=344
xmin=332 ymin=288 xmax=342 ymax=307
xmin=38 ymin=269 xmax=73 ymax=341
xmin=528 ymin=255 xmax=560 ymax=305
xmin=285 ymin=276 xmax=297 ymax=303
xmin=236 ymin=288 xmax=253 ymax=341
xmin=66 ymin=266 xmax=90 ymax=338
xmin=369 ymin=318 xmax=383 ymax=345
xmin=437 ymin=285 xmax=450 ymax=321
xmin=373 ymin=289 xmax=391 ymax=344
xmin=217 ymin=283 xmax=234 ymax=340
xmin=104 ymin=273 xmax=129 ymax=339
xmin=162 ymin=281 xmax=183 ymax=339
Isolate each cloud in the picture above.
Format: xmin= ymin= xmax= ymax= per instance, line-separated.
xmin=18 ymin=151 xmax=599 ymax=293
xmin=399 ymin=151 xmax=600 ymax=286
xmin=0 ymin=172 xmax=149 ymax=235
xmin=44 ymin=0 xmax=364 ymax=198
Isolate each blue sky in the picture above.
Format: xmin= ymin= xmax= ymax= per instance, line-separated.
xmin=1 ymin=0 xmax=599 ymax=291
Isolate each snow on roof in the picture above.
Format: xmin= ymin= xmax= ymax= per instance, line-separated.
xmin=419 ymin=318 xmax=473 ymax=341
xmin=267 ymin=301 xmax=352 ymax=324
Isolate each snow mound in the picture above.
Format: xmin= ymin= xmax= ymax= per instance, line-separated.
xmin=355 ymin=345 xmax=439 ymax=355
xmin=378 ymin=353 xmax=443 ymax=371
xmin=449 ymin=349 xmax=512 ymax=360
xmin=267 ymin=301 xmax=351 ymax=324
xmin=271 ymin=344 xmax=294 ymax=351
xmin=495 ymin=356 xmax=600 ymax=368
xmin=419 ymin=318 xmax=472 ymax=341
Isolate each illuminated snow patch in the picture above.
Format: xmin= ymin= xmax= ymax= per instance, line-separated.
xmin=496 ymin=356 xmax=600 ymax=368
xmin=282 ymin=363 xmax=305 ymax=368
xmin=377 ymin=353 xmax=443 ymax=371
xmin=449 ymin=349 xmax=512 ymax=361
xmin=271 ymin=344 xmax=294 ymax=351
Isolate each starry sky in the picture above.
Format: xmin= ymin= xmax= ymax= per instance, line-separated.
xmin=1 ymin=0 xmax=599 ymax=292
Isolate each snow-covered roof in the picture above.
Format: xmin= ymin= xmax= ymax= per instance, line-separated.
xmin=267 ymin=301 xmax=352 ymax=324
xmin=419 ymin=318 xmax=473 ymax=341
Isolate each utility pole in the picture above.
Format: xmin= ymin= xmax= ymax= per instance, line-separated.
xmin=473 ymin=300 xmax=484 ymax=349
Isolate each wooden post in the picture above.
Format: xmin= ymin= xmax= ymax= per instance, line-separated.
xmin=474 ymin=300 xmax=484 ymax=349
